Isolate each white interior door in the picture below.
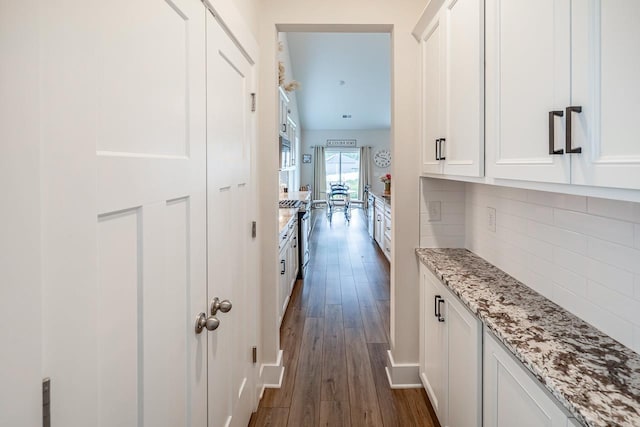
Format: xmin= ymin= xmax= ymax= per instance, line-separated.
xmin=206 ymin=11 xmax=256 ymax=427
xmin=41 ymin=0 xmax=208 ymax=425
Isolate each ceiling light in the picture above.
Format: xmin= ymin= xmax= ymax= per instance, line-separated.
xmin=339 ymin=80 xmax=346 ymax=86
xmin=342 ymin=114 xmax=352 ymax=119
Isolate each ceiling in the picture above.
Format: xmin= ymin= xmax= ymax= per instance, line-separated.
xmin=286 ymin=32 xmax=391 ymax=131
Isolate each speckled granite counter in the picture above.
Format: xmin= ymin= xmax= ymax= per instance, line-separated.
xmin=278 ymin=208 xmax=297 ymax=236
xmin=416 ymin=248 xmax=640 ymax=427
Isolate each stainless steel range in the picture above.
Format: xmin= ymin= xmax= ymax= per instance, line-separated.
xmin=279 ymin=199 xmax=310 ymax=279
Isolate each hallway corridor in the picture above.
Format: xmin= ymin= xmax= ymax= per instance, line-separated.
xmin=250 ymin=209 xmax=437 ymax=427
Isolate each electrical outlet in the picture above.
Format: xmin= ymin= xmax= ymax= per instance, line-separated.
xmin=428 ymin=201 xmax=441 ymax=222
xmin=487 ymin=207 xmax=496 ymax=232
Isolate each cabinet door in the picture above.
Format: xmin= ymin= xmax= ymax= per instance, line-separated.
xmin=421 ymin=13 xmax=445 ymax=175
xmin=570 ymin=0 xmax=640 ymax=190
xmin=484 ymin=331 xmax=571 ymax=427
xmin=446 ymin=290 xmax=482 ymax=427
xmin=421 ymin=270 xmax=447 ymax=422
xmin=485 ymin=0 xmax=571 ymax=183
xmin=442 ymin=0 xmax=484 ymax=177
xmin=278 ymin=245 xmax=287 ymax=327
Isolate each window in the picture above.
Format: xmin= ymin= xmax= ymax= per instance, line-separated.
xmin=325 ymin=149 xmax=360 ymax=199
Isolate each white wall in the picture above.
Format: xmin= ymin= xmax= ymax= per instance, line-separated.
xmin=257 ymin=0 xmax=425 ymax=372
xmin=301 ymin=129 xmax=391 ymax=194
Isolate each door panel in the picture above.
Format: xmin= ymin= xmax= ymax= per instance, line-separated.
xmin=485 ymin=0 xmax=571 ymax=183
xmin=42 ymin=0 xmax=208 ymax=425
xmin=571 ymin=0 xmax=640 ymax=189
xmin=421 ymin=16 xmax=445 ymax=174
xmin=206 ymin=12 xmax=255 ymax=427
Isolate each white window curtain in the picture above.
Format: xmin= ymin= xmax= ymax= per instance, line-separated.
xmin=312 ymin=146 xmax=326 ymax=201
xmin=358 ymin=146 xmax=371 ymax=201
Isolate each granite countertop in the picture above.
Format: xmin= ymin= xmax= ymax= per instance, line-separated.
xmin=369 ymin=190 xmax=391 ymax=204
xmin=415 ymin=248 xmax=640 ymax=427
xmin=278 ymin=208 xmax=298 ymax=236
xmin=279 ymin=190 xmax=311 ymax=202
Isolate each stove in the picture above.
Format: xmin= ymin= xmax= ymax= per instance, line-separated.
xmin=279 ymin=199 xmax=302 ymax=209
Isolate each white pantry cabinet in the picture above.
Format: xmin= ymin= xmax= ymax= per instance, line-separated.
xmin=419 ymin=0 xmax=484 ymax=178
xmin=486 ymin=0 xmax=640 ymax=190
xmin=419 ymin=264 xmax=482 ymax=427
xmin=483 ymin=330 xmax=578 ymax=427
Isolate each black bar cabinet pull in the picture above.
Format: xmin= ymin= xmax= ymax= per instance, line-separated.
xmin=435 ymin=138 xmax=440 ymax=160
xmin=439 ymin=138 xmax=446 ymax=160
xmin=434 ymin=295 xmax=441 ymax=318
xmin=280 ymin=260 xmax=285 ymax=275
xmin=437 ymin=298 xmax=445 ymax=322
xmin=565 ymin=106 xmax=582 ymax=154
xmin=548 ymin=110 xmax=564 ymax=155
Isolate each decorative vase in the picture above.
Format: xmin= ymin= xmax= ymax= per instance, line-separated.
xmin=384 ymin=182 xmax=391 ymax=195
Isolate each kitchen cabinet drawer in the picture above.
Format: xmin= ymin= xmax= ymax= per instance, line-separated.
xmin=383 ymin=235 xmax=391 ymax=261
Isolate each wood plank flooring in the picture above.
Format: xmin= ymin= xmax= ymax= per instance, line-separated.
xmin=250 ymin=209 xmax=438 ymax=427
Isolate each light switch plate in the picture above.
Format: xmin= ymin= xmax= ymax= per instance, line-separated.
xmin=487 ymin=207 xmax=496 ymax=232
xmin=428 ymin=201 xmax=441 ymax=222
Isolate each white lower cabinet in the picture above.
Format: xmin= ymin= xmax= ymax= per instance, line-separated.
xmin=484 ymin=330 xmax=577 ymax=427
xmin=278 ymin=218 xmax=298 ymax=327
xmin=419 ymin=264 xmax=482 ymax=427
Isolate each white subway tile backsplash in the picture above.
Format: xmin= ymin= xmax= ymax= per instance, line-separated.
xmin=552 ymin=285 xmax=634 ymax=347
xmin=553 ymin=247 xmax=589 ymax=276
xmin=527 ymin=190 xmax=587 ymax=212
xmin=551 ymin=264 xmax=588 ymax=297
xmin=586 ymin=259 xmax=634 ymax=297
xmin=587 ymin=197 xmax=640 ymax=223
xmin=420 ymin=212 xmax=465 ymax=226
xmin=554 ymin=209 xmax=635 ymax=247
xmin=421 ymin=179 xmax=640 ymax=352
xmin=587 ymin=237 xmax=640 ymax=275
xmin=586 ymin=280 xmax=640 ymax=327
xmin=527 ymin=220 xmax=588 ymax=255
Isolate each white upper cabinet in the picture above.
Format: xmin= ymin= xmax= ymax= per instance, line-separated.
xmin=419 ymin=0 xmax=484 ymax=177
xmin=485 ymin=0 xmax=572 ymax=183
xmin=571 ymin=0 xmax=640 ymax=190
xmin=486 ymin=0 xmax=640 ymax=190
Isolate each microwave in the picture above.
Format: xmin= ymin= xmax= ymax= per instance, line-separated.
xmin=279 ymin=136 xmax=291 ymax=170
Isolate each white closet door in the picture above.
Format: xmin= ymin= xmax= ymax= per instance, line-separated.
xmin=571 ymin=0 xmax=640 ymax=190
xmin=206 ymin=12 xmax=256 ymax=427
xmin=41 ymin=0 xmax=208 ymax=425
xmin=485 ymin=0 xmax=571 ymax=183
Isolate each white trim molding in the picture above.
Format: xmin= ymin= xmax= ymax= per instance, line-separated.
xmin=385 ymin=350 xmax=422 ymax=389
xmin=258 ymin=349 xmax=284 ymax=398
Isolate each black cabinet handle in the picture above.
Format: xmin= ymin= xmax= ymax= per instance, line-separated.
xmin=434 ymin=295 xmax=440 ymax=318
xmin=439 ymin=138 xmax=446 ymax=161
xmin=565 ymin=106 xmax=582 ymax=154
xmin=548 ymin=110 xmax=564 ymax=155
xmin=280 ymin=260 xmax=285 ymax=275
xmin=435 ymin=138 xmax=440 ymax=160
xmin=437 ymin=298 xmax=445 ymax=322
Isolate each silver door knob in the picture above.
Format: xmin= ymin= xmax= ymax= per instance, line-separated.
xmin=210 ymin=297 xmax=232 ymax=316
xmin=195 ymin=313 xmax=220 ymax=334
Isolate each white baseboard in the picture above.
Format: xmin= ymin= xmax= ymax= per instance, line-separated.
xmin=258 ymin=349 xmax=284 ymax=399
xmin=385 ymin=350 xmax=422 ymax=389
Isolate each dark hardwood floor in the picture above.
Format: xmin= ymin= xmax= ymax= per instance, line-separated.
xmin=249 ymin=209 xmax=438 ymax=427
